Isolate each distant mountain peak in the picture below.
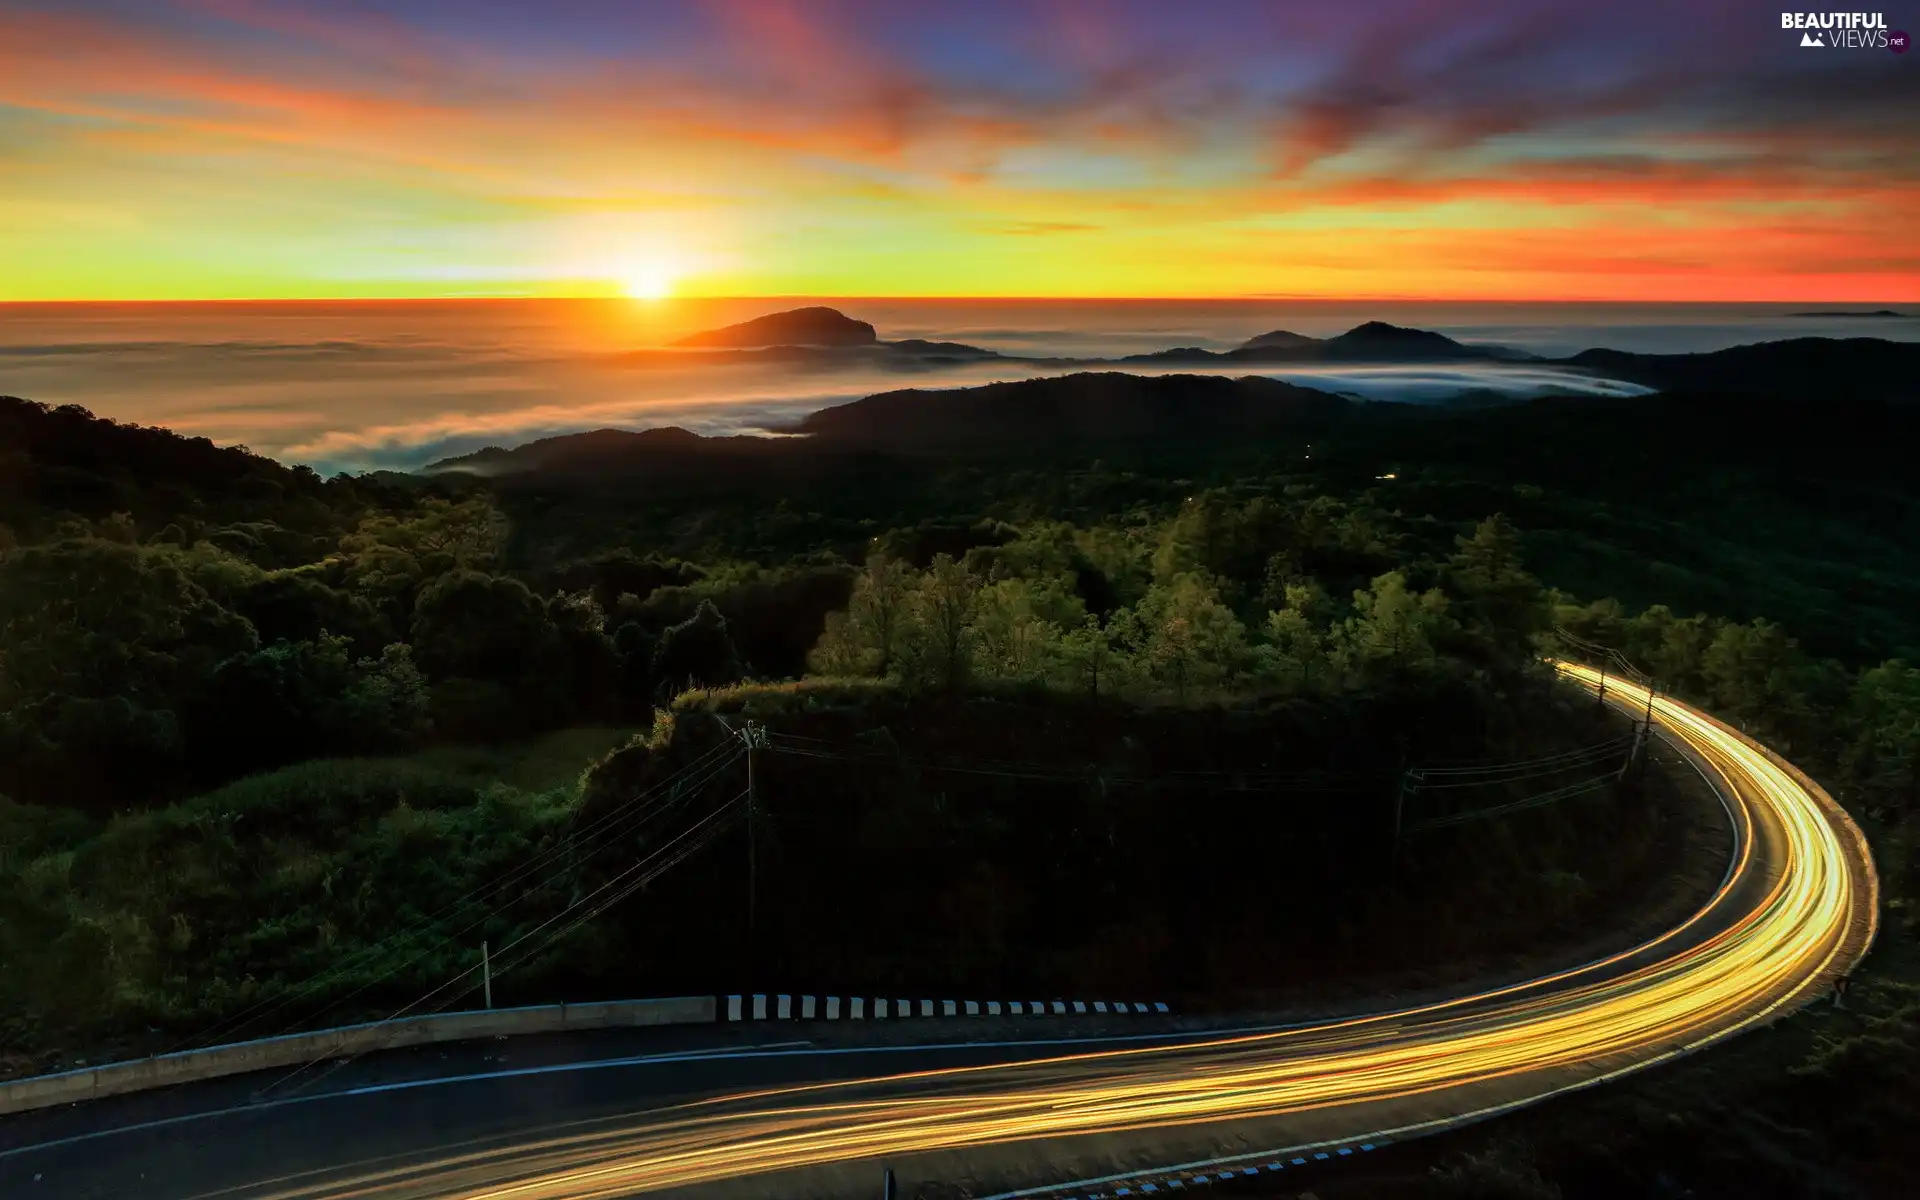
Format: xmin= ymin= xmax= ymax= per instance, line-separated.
xmin=1323 ymin=321 xmax=1476 ymax=359
xmin=676 ymin=306 xmax=878 ymax=348
xmin=1238 ymin=329 xmax=1320 ymax=351
xmin=423 ymin=425 xmax=712 ymax=475
xmin=789 ymin=370 xmax=1355 ymax=453
xmin=1334 ymin=320 xmax=1459 ymax=343
xmin=1228 ymin=321 xmax=1486 ymax=362
xmin=886 ymin=338 xmax=1000 ymax=357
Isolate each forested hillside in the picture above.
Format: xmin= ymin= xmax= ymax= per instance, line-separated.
xmin=2 ymin=382 xmax=1917 ymax=1197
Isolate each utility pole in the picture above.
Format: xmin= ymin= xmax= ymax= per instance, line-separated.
xmin=1596 ymin=664 xmax=1608 ymax=711
xmin=882 ymin=1167 xmax=897 ymax=1200
xmin=739 ymin=719 xmax=767 ymax=936
xmin=481 ymin=940 xmax=492 ymax=1010
xmin=747 ymin=721 xmax=757 ymax=936
xmin=1637 ymin=679 xmax=1657 ymax=780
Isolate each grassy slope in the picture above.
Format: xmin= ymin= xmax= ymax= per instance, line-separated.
xmin=394 ymin=727 xmax=636 ymax=792
xmin=0 ymin=727 xmax=636 ymax=1076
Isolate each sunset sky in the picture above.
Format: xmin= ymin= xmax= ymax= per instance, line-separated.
xmin=2 ymin=0 xmax=1915 ymax=302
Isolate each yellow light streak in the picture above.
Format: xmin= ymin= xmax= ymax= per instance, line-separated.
xmin=253 ymin=666 xmax=1875 ymax=1199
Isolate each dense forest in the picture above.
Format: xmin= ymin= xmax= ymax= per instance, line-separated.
xmin=3 ymin=377 xmax=1919 ymax=1196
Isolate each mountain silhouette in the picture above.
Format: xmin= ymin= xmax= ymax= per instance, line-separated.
xmin=1563 ymin=338 xmax=1920 ymax=404
xmin=786 ymin=371 xmax=1354 ymax=451
xmin=676 ymin=306 xmax=879 ymax=348
xmin=1117 ymin=322 xmax=1498 ymax=365
xmin=1238 ymin=329 xmax=1320 ymax=351
xmin=1322 ymin=321 xmax=1480 ymax=359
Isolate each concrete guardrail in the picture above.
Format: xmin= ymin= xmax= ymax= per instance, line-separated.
xmin=0 ymin=995 xmax=716 ymax=1118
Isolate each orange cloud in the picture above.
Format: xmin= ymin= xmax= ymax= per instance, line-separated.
xmin=2 ymin=0 xmax=1915 ymax=300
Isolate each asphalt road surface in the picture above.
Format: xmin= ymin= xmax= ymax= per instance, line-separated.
xmin=0 ymin=666 xmax=1878 ymax=1199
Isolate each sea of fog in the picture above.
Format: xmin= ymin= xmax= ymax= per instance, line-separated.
xmin=1 ymin=299 xmax=1912 ymax=475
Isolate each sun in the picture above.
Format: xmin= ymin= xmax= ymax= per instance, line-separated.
xmin=619 ymin=263 xmax=675 ymax=300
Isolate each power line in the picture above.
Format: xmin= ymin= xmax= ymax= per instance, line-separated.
xmin=1404 ymin=769 xmax=1623 ymax=833
xmin=259 ymin=788 xmax=749 ymax=1100
xmin=769 ymin=728 xmax=1637 ymax=797
xmin=766 ymin=734 xmax=1390 ymax=790
xmin=479 ymin=794 xmax=750 ymax=990
xmin=175 ymin=739 xmax=744 ymax=1054
xmin=1413 ymin=730 xmax=1634 ymax=772
xmin=1553 ymin=626 xmax=1652 ymax=685
xmin=1410 ymin=737 xmax=1636 ymax=788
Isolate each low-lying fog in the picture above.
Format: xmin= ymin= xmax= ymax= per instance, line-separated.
xmin=2 ymin=299 xmax=1905 ymax=474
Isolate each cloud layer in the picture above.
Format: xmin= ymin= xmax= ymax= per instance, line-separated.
xmin=9 ymin=298 xmax=1913 ymax=474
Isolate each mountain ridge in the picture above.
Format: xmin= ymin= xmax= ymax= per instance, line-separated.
xmin=675 ymin=306 xmax=879 ymax=348
xmin=425 ymin=326 xmax=1920 ymax=475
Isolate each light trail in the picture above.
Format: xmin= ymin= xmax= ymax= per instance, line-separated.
xmin=242 ymin=666 xmax=1876 ymax=1199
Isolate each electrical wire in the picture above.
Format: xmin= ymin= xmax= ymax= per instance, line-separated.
xmin=1405 ymin=770 xmax=1623 ymax=832
xmin=772 ymin=730 xmax=1635 ymax=787
xmin=258 ymin=789 xmax=750 ymax=1100
xmin=476 ymin=795 xmax=750 ymax=991
xmin=1553 ymin=626 xmax=1652 ymax=685
xmin=1410 ymin=738 xmax=1635 ymax=789
xmin=174 ymin=739 xmax=743 ymax=1053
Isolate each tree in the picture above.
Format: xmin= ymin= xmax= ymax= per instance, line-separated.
xmin=971 ymin=578 xmax=1073 ymax=685
xmin=547 ymin=590 xmax=618 ymax=720
xmin=1623 ymin=605 xmax=1713 ymax=696
xmin=409 ymin=570 xmax=557 ymax=683
xmin=342 ymin=496 xmax=508 ymax=624
xmin=993 ymin=521 xmax=1081 ymax=580
xmin=1265 ymin=581 xmax=1331 ymax=693
xmin=1057 ymin=615 xmax=1123 ymax=702
xmin=1128 ymin=574 xmax=1250 ymax=701
xmin=899 ymin=554 xmax=982 ymax=692
xmin=572 ymin=550 xmax=704 ymax=615
xmin=0 ymin=696 xmax=182 ymax=813
xmin=191 ymin=635 xmax=430 ymax=774
xmin=1072 ymin=524 xmax=1150 ymax=613
xmin=1701 ymin=618 xmax=1807 ymax=738
xmin=233 ymin=570 xmax=390 ymax=652
xmin=1843 ymin=660 xmax=1920 ymax=815
xmin=1447 ymin=514 xmax=1547 ymax=669
xmin=1556 ymin=596 xmax=1629 ymax=652
xmin=847 ymin=556 xmax=914 ymax=676
xmin=1147 ymin=614 xmax=1200 ymax=701
xmin=1153 ymin=491 xmax=1237 ymax=583
xmin=611 ymin=621 xmax=660 ymax=708
xmin=651 ymin=600 xmax=744 ymax=693
xmin=1258 ymin=549 xmax=1303 ymax=614
xmin=0 ymin=537 xmax=257 ymax=707
xmin=194 ymin=636 xmax=359 ymax=772
xmin=806 ymin=611 xmax=869 ymax=677
xmin=1338 ymin=571 xmax=1451 ymax=682
xmin=0 ymin=537 xmax=256 ymax=809
xmin=341 ymin=643 xmax=431 ymax=746
xmin=343 ymin=496 xmax=506 ymax=576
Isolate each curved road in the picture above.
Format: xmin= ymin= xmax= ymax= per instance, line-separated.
xmin=0 ymin=667 xmax=1878 ymax=1199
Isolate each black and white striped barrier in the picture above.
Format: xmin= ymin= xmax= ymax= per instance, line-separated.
xmin=1006 ymin=1140 xmax=1385 ymax=1198
xmin=723 ymin=995 xmax=1171 ymax=1021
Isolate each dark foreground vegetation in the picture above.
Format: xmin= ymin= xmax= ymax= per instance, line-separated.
xmin=2 ymin=361 xmax=1919 ymax=1194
